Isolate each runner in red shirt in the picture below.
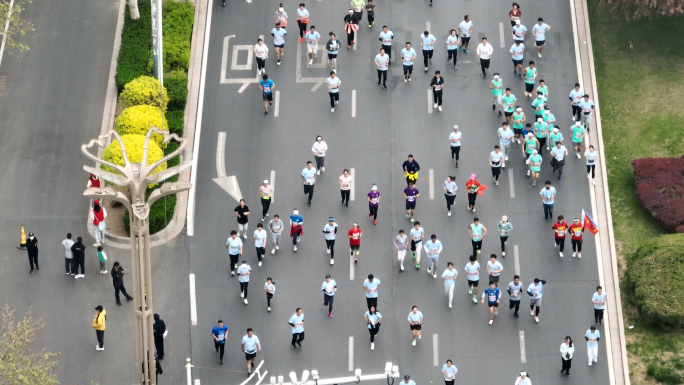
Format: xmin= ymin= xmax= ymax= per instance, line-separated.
xmin=348 ymin=223 xmax=362 ymax=264
xmin=569 ymin=218 xmax=584 ymax=258
xmin=552 ymin=215 xmax=568 ymax=258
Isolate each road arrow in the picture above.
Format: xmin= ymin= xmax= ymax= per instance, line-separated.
xmin=213 ymin=132 xmax=243 ymax=202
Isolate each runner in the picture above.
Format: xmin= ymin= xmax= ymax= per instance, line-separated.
xmin=431 ymin=70 xmax=444 ymax=111
xmin=237 ymin=261 xmax=251 ymax=305
xmin=465 ymin=174 xmax=481 ymax=212
xmin=442 ymin=360 xmax=458 ymax=384
xmin=409 ymin=221 xmax=425 ymax=269
xmin=476 ymin=37 xmax=492 ymax=77
xmin=468 ymin=217 xmax=487 ymax=256
xmin=326 ymin=71 xmax=341 ymax=113
xmin=522 ymin=133 xmax=540 ymax=177
xmin=268 ymin=215 xmax=283 ymax=255
xmin=509 ymin=40 xmax=525 ymax=77
xmin=502 ymin=88 xmax=518 ymax=123
xmin=288 ymin=308 xmax=305 ymax=349
xmin=364 ymin=306 xmax=382 ymax=350
xmin=521 ymin=122 xmax=535 ymax=139
xmin=443 ymin=176 xmax=457 ymax=216
xmin=512 ymin=106 xmax=526 ymax=142
xmin=579 ymin=94 xmax=595 ymax=131
xmin=487 ymin=254 xmax=504 ymax=287
xmin=529 ymin=149 xmax=542 ymax=186
xmin=351 ymin=0 xmax=365 ymax=23
xmin=537 ymin=80 xmax=549 ymax=108
xmin=289 ymin=209 xmax=304 ymax=252
xmin=569 ymin=217 xmax=584 ymax=258
xmin=363 ymin=274 xmax=381 ymax=310
xmin=254 ymin=39 xmax=268 ymax=76
xmin=550 ymin=140 xmax=568 ymax=182
xmin=259 ymin=180 xmax=273 ymax=221
xmin=549 ymin=126 xmax=564 ymax=148
xmin=305 ymin=25 xmax=321 ymax=65
xmin=523 ymin=61 xmax=538 ymax=98
xmin=401 ymin=42 xmax=417 ymax=82
xmin=339 ymin=169 xmax=352 ymax=207
xmin=264 ymin=277 xmax=276 ymax=312
xmin=585 ymin=326 xmax=600 ymax=366
xmin=321 ymin=274 xmax=337 ymax=317
xmin=540 ymin=181 xmax=556 ymax=220
xmin=585 ymin=145 xmax=600 ymax=185
xmin=465 ymin=255 xmax=481 ymax=304
xmin=511 ymin=20 xmax=527 ymax=43
xmin=508 ymin=3 xmax=522 ymax=27
xmin=424 ymin=234 xmax=443 ymax=278
xmin=367 ymin=184 xmax=380 ymax=225
xmin=270 ymin=22 xmax=287 ymax=65
xmin=569 ymin=120 xmax=586 ymax=159
xmin=375 ymin=48 xmax=389 ymax=89
xmin=211 ymin=320 xmax=228 ymax=364
xmin=527 ymin=278 xmax=546 ymax=322
xmin=348 ymin=222 xmax=362 ymax=264
xmin=402 ymin=155 xmax=420 ymax=190
xmin=449 ymin=125 xmax=462 ymax=167
xmin=344 ymin=9 xmax=359 ymax=50
xmin=442 ymin=262 xmax=458 ymax=308
xmin=533 ymin=117 xmax=548 ymax=156
xmin=226 ymin=231 xmax=243 ymax=276
xmin=515 ymin=372 xmax=532 ymax=385
xmin=553 ymin=215 xmax=568 ymax=257
xmin=542 ymin=108 xmax=555 ymax=130
xmin=458 ymin=15 xmax=473 ymax=54
xmin=568 ymin=83 xmax=584 ymax=121
xmin=490 ymin=74 xmax=503 ymax=113
xmin=322 ymin=217 xmax=338 ymax=264
xmin=301 ymin=161 xmax=316 ymax=207
xmin=241 ymin=328 xmax=261 ymax=374
xmin=311 ymin=136 xmax=327 ymax=175
xmin=325 ymin=33 xmax=340 ymax=72
xmin=407 ymin=306 xmax=423 ymax=346
xmin=481 ymin=281 xmax=501 ymax=324
xmin=498 ymin=122 xmax=514 ymax=164
xmin=446 ymin=30 xmax=459 ymax=70
xmin=274 ymin=3 xmax=288 ymax=29
xmin=234 ymin=199 xmax=249 ymax=238
xmin=489 ymin=145 xmax=504 ymax=186
xmin=532 ymin=18 xmax=551 ymax=57
xmin=592 ymin=286 xmax=607 ymax=325
xmin=420 ymin=30 xmax=437 ymax=72
xmin=379 ymin=26 xmax=394 ymax=64
xmin=532 ymin=96 xmax=546 ymax=127
xmin=560 ymin=336 xmax=575 ymax=376
xmin=498 ymin=215 xmax=514 ymax=256
xmin=395 ymin=229 xmax=409 ymax=272
xmin=506 ymin=275 xmax=523 ymax=318
xmin=365 ymin=0 xmax=375 ymax=27
xmin=296 ymin=4 xmax=309 ymax=43
xmin=402 ymin=375 xmax=416 ymax=385
xmin=253 ymin=223 xmax=267 ymax=267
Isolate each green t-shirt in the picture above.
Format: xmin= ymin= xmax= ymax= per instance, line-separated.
xmin=537 ymin=85 xmax=548 ymax=102
xmin=571 ymin=126 xmax=585 ymax=143
xmin=525 ymin=138 xmax=537 ymax=154
xmin=525 ymin=67 xmax=537 ymax=84
xmin=535 ymin=122 xmax=549 ymax=138
xmin=550 ymin=132 xmax=563 ymax=144
xmin=532 ymin=98 xmax=545 ymax=113
xmin=543 ymin=113 xmax=555 ymax=124
xmin=502 ymin=94 xmax=516 ymax=112
xmin=512 ymin=112 xmax=525 ymax=129
xmin=529 ymin=154 xmax=542 ymax=172
xmin=98 ymin=251 xmax=107 ymax=263
xmin=491 ymin=79 xmax=502 ymax=96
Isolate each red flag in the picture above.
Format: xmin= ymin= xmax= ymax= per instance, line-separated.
xmin=476 ymin=185 xmax=488 ymax=196
xmin=582 ymin=209 xmax=599 ymax=235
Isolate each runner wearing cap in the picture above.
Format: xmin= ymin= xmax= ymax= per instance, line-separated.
xmin=569 ymin=218 xmax=584 ymax=258
xmin=290 ymin=209 xmax=304 ymax=252
xmin=402 ymin=375 xmax=416 ymax=385
xmin=395 ymin=229 xmax=409 ymax=271
xmin=549 ymin=126 xmax=564 ymax=147
xmin=550 ymin=140 xmax=568 ymax=182
xmin=490 ymin=73 xmax=503 ymax=114
xmin=322 ymin=217 xmax=338 ymax=264
xmin=512 ymin=106 xmax=526 ymax=143
xmin=528 ymin=149 xmax=542 ymax=186
xmin=449 ymin=126 xmax=462 ymax=167
xmin=312 ymin=136 xmax=328 ymax=175
xmin=259 ymin=180 xmax=273 ymax=221
xmin=511 ymin=19 xmax=526 ymax=43
xmin=532 ymin=18 xmax=551 ymax=57
xmin=522 ymin=132 xmax=540 ymax=177
xmin=585 ymin=145 xmax=599 ymax=185
xmin=515 ymin=371 xmax=532 ymax=385
xmin=501 ymin=88 xmax=517 ymax=123
xmin=498 ymin=215 xmax=513 ymax=256
xmin=407 ymin=305 xmax=423 ymax=346
xmin=542 ymin=109 xmax=556 ymax=135
xmin=570 ymin=120 xmax=586 ymax=159
xmin=537 ymin=80 xmax=549 ymax=108
xmin=424 ymin=234 xmax=443 ymax=278
xmin=237 ymin=261 xmax=252 ymax=305
xmin=367 ymin=184 xmax=380 ymax=225
xmin=532 ymin=92 xmax=545 ymax=120
xmin=476 ymin=37 xmax=493 ymax=78
xmin=533 ymin=116 xmax=549 ymax=156
xmin=321 ymin=274 xmax=337 ymax=317
xmin=348 ymin=223 xmax=362 ymax=264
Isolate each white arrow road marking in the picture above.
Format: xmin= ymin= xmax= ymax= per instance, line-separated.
xmin=213 ymin=132 xmax=243 ymax=202
xmin=239 ymin=360 xmax=267 ymax=385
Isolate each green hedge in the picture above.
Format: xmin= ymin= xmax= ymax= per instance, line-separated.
xmin=165 ymin=77 xmax=188 ymax=111
xmin=162 ymin=0 xmax=194 ymax=73
xmin=628 ymin=234 xmax=684 ymax=327
xmin=165 ymin=110 xmax=184 ymax=137
xmin=116 ymin=0 xmax=152 ymax=92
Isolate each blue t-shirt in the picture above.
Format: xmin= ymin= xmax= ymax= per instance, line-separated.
xmin=527 ymin=281 xmax=545 ymax=298
xmin=379 ymin=31 xmax=394 ymax=45
xmin=302 ymin=167 xmax=317 ymax=185
xmin=409 ymin=227 xmax=424 ymax=242
xmin=442 ymin=268 xmax=458 ymax=286
xmin=465 ymin=262 xmax=480 ymax=281
xmin=322 ymin=280 xmax=337 ymax=296
xmin=593 ymin=292 xmax=607 ymax=310
xmin=237 ymin=265 xmax=251 ymax=283
xmin=375 ymin=54 xmax=389 ymax=70
xmin=271 ymin=28 xmax=287 ymax=45
xmin=363 ymin=279 xmax=381 ymax=298
xmin=424 ymin=240 xmax=442 ymax=257
xmin=498 ymin=127 xmax=513 ymax=145
xmin=407 ymin=311 xmax=423 ymax=323
xmin=289 ymin=313 xmax=305 ymax=333
xmin=540 ymin=187 xmax=556 ymax=205
xmin=446 ymin=35 xmax=459 ymax=50
xmin=290 ymin=214 xmax=303 ymax=226
xmin=484 ymin=287 xmax=501 ymax=303
xmin=365 ymin=311 xmax=382 ymax=329
xmin=510 ymin=43 xmax=524 ymax=60
xmin=442 ymin=364 xmax=458 ymax=380
xmin=226 ymin=237 xmax=243 ymax=255
xmin=327 ymin=39 xmax=340 ymax=54
xmin=401 ymin=48 xmax=417 ymax=65
xmin=260 ymin=79 xmax=274 ymax=94
xmin=305 ymin=31 xmax=321 ymax=45
xmin=241 ymin=335 xmax=260 ymax=353
xmin=212 ymin=325 xmax=228 ymax=344
xmin=253 ymin=229 xmax=267 ymax=247
xmin=420 ymin=34 xmax=436 ymax=50
xmin=585 ymin=329 xmax=601 ymax=348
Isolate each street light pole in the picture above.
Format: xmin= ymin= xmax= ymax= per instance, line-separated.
xmin=81 ymin=128 xmax=192 ymax=384
xmin=151 ymin=0 xmax=163 ymax=86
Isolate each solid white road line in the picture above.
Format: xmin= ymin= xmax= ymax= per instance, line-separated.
xmin=349 ymin=337 xmax=354 ymax=371
xmin=274 ymin=91 xmax=280 ymax=117
xmin=189 ymin=274 xmax=197 ymax=325
xmin=508 ymin=168 xmax=515 ymax=198
xmin=351 ymin=90 xmax=357 ymax=117
xmin=426 ymin=21 xmax=431 ymax=32
xmin=514 ymin=245 xmax=520 ymax=275
xmin=353 ymin=31 xmax=358 ymax=50
xmin=427 ymin=89 xmax=432 ymax=113
xmin=499 ymin=22 xmax=505 ymax=48
xmin=432 ymin=334 xmax=439 ymax=366
xmin=350 ymin=168 xmax=356 ymax=201
xmin=270 ymin=170 xmax=276 ymax=203
xmin=429 ymin=169 xmax=435 ymax=199
xmin=350 ymin=248 xmax=355 ymax=280
xmin=519 ymin=331 xmax=527 ymax=363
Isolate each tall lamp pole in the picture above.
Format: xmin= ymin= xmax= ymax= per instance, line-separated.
xmin=81 ymin=128 xmax=191 ymax=384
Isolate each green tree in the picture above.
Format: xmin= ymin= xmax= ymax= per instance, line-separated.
xmin=0 ymin=306 xmax=60 ymax=385
xmin=0 ymin=0 xmax=35 ymax=55
xmin=601 ymin=0 xmax=684 ymax=19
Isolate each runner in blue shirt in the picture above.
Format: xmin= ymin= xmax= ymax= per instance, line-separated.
xmin=259 ymin=74 xmax=275 ymax=115
xmin=442 ymin=360 xmax=458 ymax=384
xmin=401 ymin=42 xmax=417 ymax=82
xmin=270 ymin=23 xmax=287 ymax=64
xmin=407 ymin=305 xmax=423 ymax=346
xmin=481 ymin=280 xmax=501 ymax=324
xmin=592 ymin=286 xmax=607 ymax=325
xmin=364 ymin=307 xmax=382 ymax=350
xmin=527 ymin=278 xmax=547 ymax=323
xmin=420 ymin=31 xmax=436 ymax=71
xmin=241 ymin=328 xmax=261 ymax=374
xmin=288 ymin=308 xmax=305 ymax=348
xmin=211 ymin=320 xmax=228 ymax=364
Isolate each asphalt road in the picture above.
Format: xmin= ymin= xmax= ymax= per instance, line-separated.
xmin=190 ymin=0 xmax=611 ymax=384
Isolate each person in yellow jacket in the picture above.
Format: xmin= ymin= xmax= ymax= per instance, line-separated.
xmin=93 ymin=305 xmax=106 ymax=351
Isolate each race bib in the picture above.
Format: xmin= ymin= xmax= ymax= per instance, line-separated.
xmin=512 ymin=290 xmax=520 ymax=297
xmin=408 ymin=196 xmax=415 ymax=202
xmin=556 ymin=229 xmax=564 ymax=235
xmin=371 ymin=198 xmax=378 ymax=203
xmin=435 ymin=85 xmax=442 ymax=91
xmin=574 ymin=231 xmax=582 ymax=237
xmin=263 ymin=86 xmax=271 ymax=92
xmin=218 ymin=333 xmax=225 ymax=341
xmin=489 ymin=294 xmax=497 ymax=301
xmin=275 ymin=37 xmax=284 ymax=43
xmin=500 ymin=230 xmax=507 ymax=235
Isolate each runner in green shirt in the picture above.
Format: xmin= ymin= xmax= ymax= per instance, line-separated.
xmin=528 ymin=149 xmax=542 ymax=186
xmin=570 ymin=120 xmax=585 ymax=159
xmin=531 ymin=92 xmax=545 ymax=120
xmin=537 ymin=79 xmax=548 ymax=106
xmin=511 ymin=107 xmax=526 ymax=143
xmin=490 ymin=73 xmax=503 ymax=115
xmin=521 ymin=132 xmax=540 ymax=177
xmin=549 ymin=127 xmax=564 ymax=146
xmin=501 ymin=88 xmax=517 ymax=123
xmin=523 ymin=61 xmax=537 ymax=98
xmin=534 ymin=118 xmax=549 ymax=155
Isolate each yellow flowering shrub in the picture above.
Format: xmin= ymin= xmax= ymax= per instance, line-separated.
xmin=115 ymin=105 xmax=168 ymax=146
xmin=120 ymin=76 xmax=169 ymax=111
xmin=101 ymin=134 xmax=167 ymax=183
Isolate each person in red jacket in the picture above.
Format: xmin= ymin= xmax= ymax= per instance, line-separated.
xmin=552 ymin=215 xmax=568 ymax=258
xmin=569 ymin=218 xmax=584 ymax=258
xmin=465 ymin=174 xmax=481 ymax=212
xmin=348 ymin=223 xmax=362 ymax=264
xmin=87 ymin=174 xmax=101 ymax=208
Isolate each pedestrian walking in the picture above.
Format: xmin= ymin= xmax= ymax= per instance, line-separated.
xmin=71 ymin=236 xmax=86 ymax=278
xmin=62 ymin=233 xmax=74 ymax=275
xmin=254 ymin=38 xmax=268 ymax=76
xmin=212 ymin=320 xmax=228 ymax=364
xmin=301 ymin=161 xmax=317 ymax=206
xmin=569 ymin=217 xmax=584 ymax=258
xmin=234 ymin=199 xmax=250 ymax=238
xmin=592 ymin=286 xmax=607 ymax=325
xmin=92 ymin=305 xmax=106 ymax=351
xmin=321 ymin=274 xmax=337 ymax=317
xmin=259 ymin=74 xmax=275 ymax=115
xmin=348 ymin=222 xmax=362 ymax=263
xmin=290 ymin=209 xmax=304 ymax=252
xmin=585 ymin=326 xmax=600 ymax=365
xmin=97 ymin=246 xmax=108 ymax=274
xmin=553 ymin=215 xmax=568 ymax=257
xmin=476 ymin=37 xmax=493 ymax=77
xmin=264 ymin=278 xmax=276 ymax=312
xmin=465 ymin=174 xmax=480 ymax=212
xmin=498 ymin=215 xmax=513 ymax=256
xmin=401 ymin=42 xmax=417 ymax=82
xmin=407 ymin=306 xmax=423 ymax=345
xmin=409 ymin=222 xmax=424 ymax=269
xmin=420 ymin=31 xmax=436 ymax=72
xmin=442 ymin=359 xmax=458 ymax=384
xmin=367 ymin=184 xmax=380 ymax=224
xmin=312 ymin=136 xmax=328 ymax=175
xmin=339 ymin=169 xmax=352 ymax=207
xmin=322 ymin=217 xmax=337 ymax=264
xmin=289 ymin=308 xmax=305 ymax=348
xmin=26 ymin=232 xmax=38 ymax=273
xmin=532 ymin=18 xmax=551 ymax=57
xmin=402 ymin=154 xmax=420 ymax=185
xmin=226 ymin=230 xmax=244 ymax=275
xmin=379 ymin=26 xmax=394 ymax=63
xmin=344 ymin=9 xmax=359 ymax=49
xmin=468 ymin=217 xmax=487 ymax=257
xmin=446 ymin=30 xmax=459 ymax=70
xmin=364 ymin=306 xmax=382 ymax=350
xmin=560 ymin=336 xmax=574 ymax=376
xmin=375 ymin=48 xmax=389 ymax=89
xmin=443 ymin=176 xmax=457 ymax=216
xmin=506 ymin=275 xmax=523 ymax=317
xmin=430 ymin=71 xmax=444 ymax=111
xmin=237 ymin=261 xmax=252 ymax=304
xmin=585 ymin=145 xmax=600 ymax=185
xmin=424 ymin=234 xmax=443 ymax=278
xmin=89 ymin=199 xmax=107 ymax=247
xmin=404 ymin=182 xmax=420 ymax=222
xmin=268 ymin=215 xmax=283 ymax=254
xmin=395 ymin=229 xmax=409 ymax=272
xmin=326 ymin=33 xmax=340 ymax=72
xmin=153 ymin=314 xmax=166 ymax=360
xmin=442 ymin=262 xmax=458 ymax=308
xmin=527 ymin=278 xmax=546 ymax=322
xmin=259 ymin=180 xmax=273 ymax=221
xmin=253 ymin=223 xmax=267 ymax=267
xmin=449 ymin=125 xmax=462 ymax=167
xmin=242 ymin=328 xmax=261 ymax=374
xmin=458 ymin=15 xmax=473 ymax=53
xmin=297 ymin=3 xmax=310 ymax=42
xmin=363 ymin=274 xmax=381 ymax=310
xmin=111 ymin=262 xmax=133 ymax=305
xmin=540 ymin=181 xmax=556 ymax=220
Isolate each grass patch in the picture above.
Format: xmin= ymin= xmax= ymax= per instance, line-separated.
xmin=588 ymin=0 xmax=684 ymax=383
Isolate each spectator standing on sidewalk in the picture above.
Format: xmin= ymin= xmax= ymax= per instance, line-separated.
xmin=62 ymin=233 xmax=74 ymax=275
xmin=26 ymin=232 xmax=39 ymax=273
xmin=86 ymin=174 xmax=101 ymax=208
xmin=92 ymin=305 xmax=106 ymax=351
xmin=154 ymin=313 xmax=167 ymax=360
xmin=111 ymin=261 xmax=134 ymax=305
xmin=89 ymin=199 xmax=107 ymax=247
xmin=71 ymin=236 xmax=86 ymax=279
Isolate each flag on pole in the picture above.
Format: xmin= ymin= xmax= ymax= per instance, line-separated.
xmin=582 ymin=209 xmax=599 ymax=235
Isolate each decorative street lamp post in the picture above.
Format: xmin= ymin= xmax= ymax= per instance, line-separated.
xmin=81 ymin=127 xmax=191 ymax=384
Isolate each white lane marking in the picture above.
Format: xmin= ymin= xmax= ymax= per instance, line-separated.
xmin=499 ymin=22 xmax=505 ymax=48
xmin=274 ymin=90 xmax=280 ymax=117
xmin=514 ymin=245 xmax=520 ymax=275
xmin=432 ymin=334 xmax=438 ymax=366
xmin=429 ymin=169 xmax=435 ymax=200
xmin=519 ymin=331 xmax=526 ymax=363
xmin=0 ymin=0 xmax=16 ymax=68
xmin=190 ymin=274 xmax=197 ymax=325
xmin=348 ymin=337 xmax=354 ymax=371
xmin=351 ymin=90 xmax=357 ymax=117
xmin=350 ymin=248 xmax=355 ymax=280
xmin=508 ymin=168 xmax=515 ymax=197
xmin=426 ymin=21 xmax=431 ymax=32
xmin=195 ymin=380 xmax=200 ymax=385
xmin=270 ymin=170 xmax=276 ymax=203
xmin=187 ymin=0 xmax=214 ymax=236
xmin=457 ymin=60 xmax=472 ymax=64
xmin=353 ymin=32 xmax=358 ymax=50
xmin=427 ymin=89 xmax=432 ymax=113
xmin=350 ymin=168 xmax=356 ymax=201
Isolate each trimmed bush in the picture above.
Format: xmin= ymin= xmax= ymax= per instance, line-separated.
xmin=120 ymin=76 xmax=169 ymax=111
xmin=123 ymin=193 xmax=176 ymax=236
xmin=165 ymin=110 xmax=184 ymax=137
xmin=115 ymin=105 xmax=168 ymax=146
xmin=162 ymin=0 xmax=194 ymax=73
xmin=101 ymin=134 xmax=167 ymax=179
xmin=165 ymin=77 xmax=188 ymax=111
xmin=116 ymin=0 xmax=152 ymax=91
xmin=632 ymin=156 xmax=684 ymax=233
xmin=628 ymin=234 xmax=684 ymax=327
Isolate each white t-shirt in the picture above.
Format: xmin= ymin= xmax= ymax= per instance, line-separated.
xmin=254 ymin=44 xmax=268 ymax=58
xmin=327 ymin=77 xmax=341 ymax=93
xmin=449 ymin=131 xmax=462 ymax=147
xmin=312 ymin=141 xmax=328 ymax=156
xmin=459 ymin=20 xmax=473 ymax=37
xmin=339 ymin=175 xmax=352 ymax=190
xmin=476 ymin=43 xmax=493 ymax=59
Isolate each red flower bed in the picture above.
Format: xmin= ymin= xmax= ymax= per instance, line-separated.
xmin=632 ymin=156 xmax=684 ymax=233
